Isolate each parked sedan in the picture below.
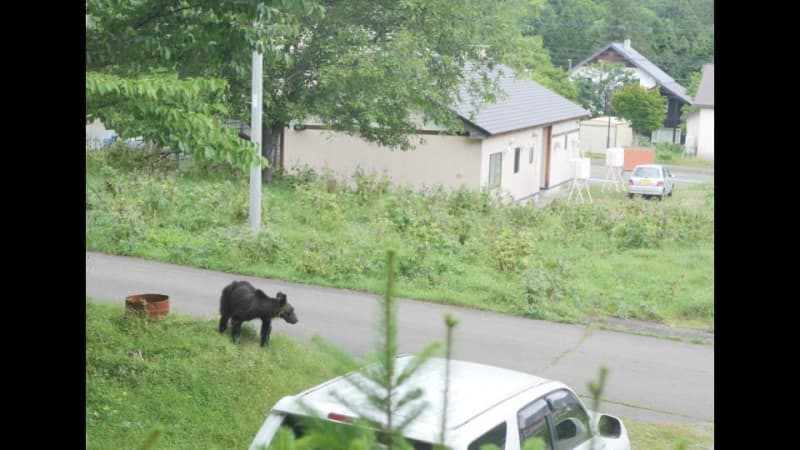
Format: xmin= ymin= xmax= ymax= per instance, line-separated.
xmin=628 ymin=164 xmax=675 ymax=200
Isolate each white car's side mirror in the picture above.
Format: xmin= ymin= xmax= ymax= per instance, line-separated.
xmin=597 ymin=414 xmax=622 ymax=438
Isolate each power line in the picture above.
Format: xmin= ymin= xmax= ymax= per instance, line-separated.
xmin=529 ymin=21 xmax=714 ymax=34
xmin=549 ymin=55 xmax=708 ymax=75
xmin=543 ymin=47 xmax=714 ymax=69
xmin=544 ymin=45 xmax=714 ymax=54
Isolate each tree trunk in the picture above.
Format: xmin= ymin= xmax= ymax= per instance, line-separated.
xmin=261 ymin=123 xmax=283 ymax=183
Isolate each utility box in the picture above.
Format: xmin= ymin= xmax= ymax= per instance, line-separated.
xmin=605 ymin=147 xmax=625 ymax=167
xmin=623 ymin=148 xmax=655 ymax=171
xmin=569 ymin=158 xmax=591 ymax=179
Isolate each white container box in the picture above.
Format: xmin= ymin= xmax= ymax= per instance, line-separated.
xmin=570 ymin=158 xmax=591 ymax=179
xmin=606 ymin=147 xmax=625 ymax=167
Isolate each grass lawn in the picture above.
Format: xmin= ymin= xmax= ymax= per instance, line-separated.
xmin=86 ymin=301 xmax=343 ymax=449
xmin=86 ymin=148 xmax=713 ymax=332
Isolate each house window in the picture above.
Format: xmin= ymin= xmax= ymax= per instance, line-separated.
xmin=489 ymin=152 xmax=502 ymax=188
xmin=529 ymin=144 xmax=535 ymax=164
xmin=514 ymin=147 xmax=521 ymax=173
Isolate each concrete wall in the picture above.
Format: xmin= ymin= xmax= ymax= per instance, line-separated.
xmin=479 ymin=127 xmax=544 ymax=200
xmin=685 ymin=111 xmax=700 ymax=154
xmin=696 ymin=108 xmax=714 ymax=161
xmin=579 ymin=116 xmax=633 ymax=154
xmin=283 ymin=128 xmax=483 ymax=191
xmin=284 ymin=119 xmax=579 ymax=200
xmin=667 ymin=107 xmax=712 ymax=159
xmin=549 ymin=120 xmax=581 ymax=187
xmin=633 ymin=68 xmax=657 ymax=89
xmin=617 ymin=121 xmax=633 ymax=150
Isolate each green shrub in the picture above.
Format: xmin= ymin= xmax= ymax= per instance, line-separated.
xmin=612 ymin=215 xmax=665 ymax=249
xmin=99 ymin=141 xmax=175 ymax=172
xmin=294 ymin=182 xmax=344 ymax=230
xmin=519 ymin=257 xmax=575 ymax=320
xmin=654 ymin=142 xmax=685 ymax=163
xmin=351 ymin=169 xmax=391 ymax=205
xmin=490 ymin=227 xmax=531 ymax=273
xmin=447 ymin=186 xmax=492 ymax=216
xmin=281 ymin=164 xmax=319 ymax=188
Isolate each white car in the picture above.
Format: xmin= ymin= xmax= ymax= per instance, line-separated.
xmin=627 ymin=164 xmax=675 ymax=200
xmin=250 ymin=355 xmax=631 ymax=450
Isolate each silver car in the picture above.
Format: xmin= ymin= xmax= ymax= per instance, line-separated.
xmin=627 ymin=164 xmax=675 ymax=200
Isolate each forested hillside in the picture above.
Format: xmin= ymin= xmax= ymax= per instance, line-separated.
xmin=530 ymin=0 xmax=714 ymax=86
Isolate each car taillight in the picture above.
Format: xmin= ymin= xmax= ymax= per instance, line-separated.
xmin=657 ymin=181 xmax=664 ymax=187
xmin=327 ymin=412 xmax=354 ymax=423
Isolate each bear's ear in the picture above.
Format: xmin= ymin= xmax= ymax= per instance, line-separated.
xmin=276 ymin=292 xmax=287 ymax=306
xmin=255 ymin=289 xmax=268 ymax=299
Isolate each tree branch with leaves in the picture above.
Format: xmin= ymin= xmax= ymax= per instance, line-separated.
xmin=610 ymin=83 xmax=666 ymax=142
xmin=86 ymin=71 xmax=263 ymax=171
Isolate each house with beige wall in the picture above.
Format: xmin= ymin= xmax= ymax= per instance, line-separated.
xmin=282 ymin=64 xmax=589 ymax=202
xmin=570 ymin=39 xmax=693 ymax=145
xmin=685 ymin=63 xmax=714 ymax=161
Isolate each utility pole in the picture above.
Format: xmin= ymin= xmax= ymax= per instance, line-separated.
xmin=249 ymin=50 xmax=263 ymax=233
xmin=603 ymin=62 xmax=612 ymax=149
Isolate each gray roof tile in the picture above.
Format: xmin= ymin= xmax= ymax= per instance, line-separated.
xmin=693 ymin=64 xmax=714 ymax=107
xmin=454 ymin=64 xmax=589 ymax=136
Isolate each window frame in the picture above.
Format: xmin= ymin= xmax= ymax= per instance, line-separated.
xmin=517 ymin=397 xmax=554 ymax=450
xmin=488 ymin=152 xmax=503 ymax=189
xmin=468 ymin=421 xmax=508 ymax=450
xmin=545 ymin=389 xmax=592 ymax=450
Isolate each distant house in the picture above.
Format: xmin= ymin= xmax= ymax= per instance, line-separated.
xmin=685 ymin=64 xmax=714 ymax=161
xmin=578 ymin=116 xmax=633 ymax=155
xmin=570 ymin=39 xmax=693 ymax=145
xmin=281 ymin=64 xmax=589 ymax=202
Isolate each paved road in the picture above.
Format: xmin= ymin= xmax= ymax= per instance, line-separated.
xmin=589 ymin=159 xmax=714 ymax=185
xmin=86 ymin=252 xmax=714 ymax=425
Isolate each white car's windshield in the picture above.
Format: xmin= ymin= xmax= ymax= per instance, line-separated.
xmin=633 ymin=167 xmax=660 ymax=178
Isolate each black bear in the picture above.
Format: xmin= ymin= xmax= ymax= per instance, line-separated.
xmin=218 ymin=280 xmax=298 ymax=347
